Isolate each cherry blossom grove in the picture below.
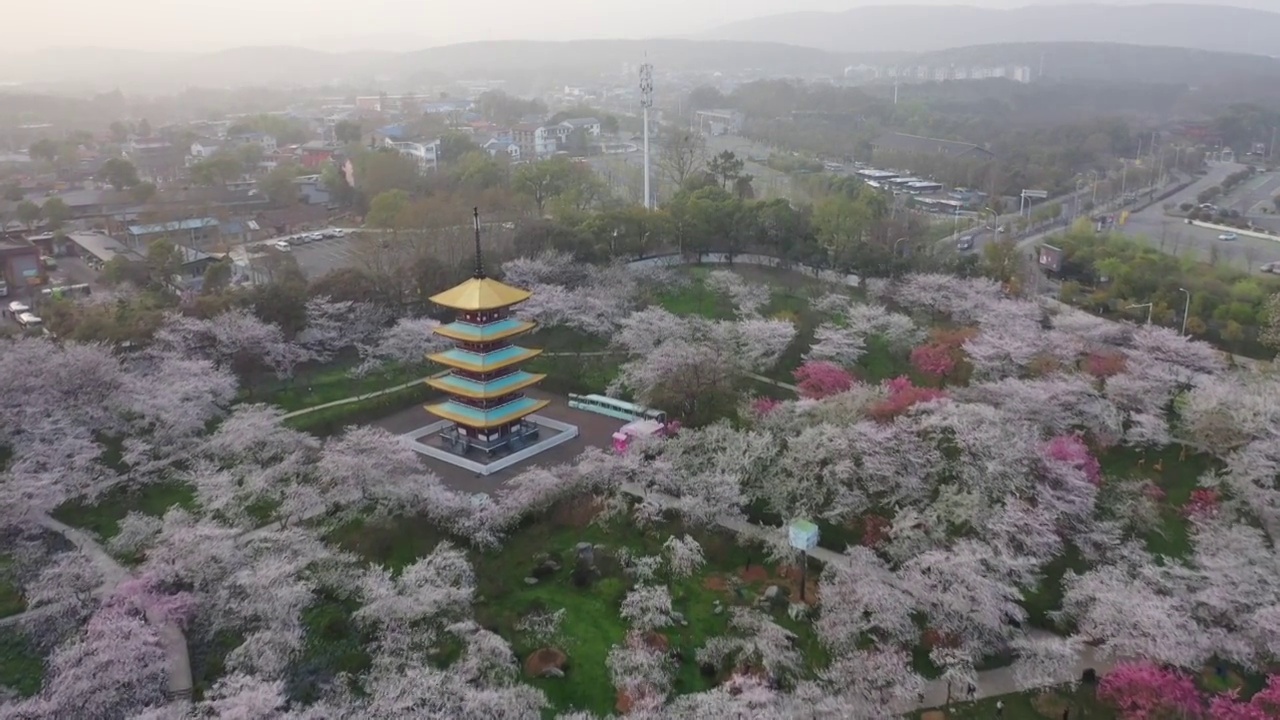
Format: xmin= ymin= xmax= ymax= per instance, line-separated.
xmin=2 ymin=267 xmax=1279 ymax=719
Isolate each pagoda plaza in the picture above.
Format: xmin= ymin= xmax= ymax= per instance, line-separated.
xmin=401 ymin=209 xmax=579 ymax=476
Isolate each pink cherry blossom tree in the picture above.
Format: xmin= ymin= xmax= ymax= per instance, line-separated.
xmin=792 ymin=360 xmax=855 ymax=399
xmin=1097 ymin=661 xmax=1205 ymax=720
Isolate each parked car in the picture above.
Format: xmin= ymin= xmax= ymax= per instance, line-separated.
xmin=332 ymin=228 xmax=346 ymax=237
xmin=1261 ymin=261 xmax=1280 ymax=274
xmin=272 ymin=240 xmax=292 ymax=252
xmin=957 ymin=236 xmax=975 ymax=251
xmin=1218 ymin=232 xmax=1239 ymax=241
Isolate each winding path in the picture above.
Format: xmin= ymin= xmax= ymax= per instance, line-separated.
xmin=2 ymin=515 xmax=193 ymax=700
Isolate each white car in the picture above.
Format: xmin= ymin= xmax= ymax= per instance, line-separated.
xmin=272 ymin=240 xmax=292 ymax=252
xmin=1217 ymin=232 xmax=1238 ymax=241
xmin=1262 ymin=261 xmax=1280 ymax=274
xmin=7 ymin=300 xmax=30 ymax=315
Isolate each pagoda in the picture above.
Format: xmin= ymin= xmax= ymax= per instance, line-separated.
xmin=424 ymin=208 xmax=549 ymax=456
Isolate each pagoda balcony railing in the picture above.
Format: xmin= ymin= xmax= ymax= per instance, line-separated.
xmin=450 ymin=392 xmax=528 ymax=412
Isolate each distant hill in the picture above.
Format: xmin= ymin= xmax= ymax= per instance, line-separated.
xmin=907 ymin=42 xmax=1280 ymax=85
xmin=703 ymin=3 xmax=1280 ymax=57
xmin=0 ymin=40 xmax=882 ymax=92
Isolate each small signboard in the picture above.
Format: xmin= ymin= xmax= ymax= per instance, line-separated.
xmin=1038 ymin=244 xmax=1063 ymax=273
xmin=789 ymin=519 xmax=820 ymax=551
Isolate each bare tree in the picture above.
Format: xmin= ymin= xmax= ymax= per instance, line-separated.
xmin=1242 ymin=245 xmax=1259 ymax=273
xmin=658 ymin=131 xmax=707 ymax=191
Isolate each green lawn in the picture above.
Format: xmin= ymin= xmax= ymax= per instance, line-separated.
xmin=0 ymin=632 xmax=44 ymax=697
xmin=251 ymin=361 xmax=432 ymax=412
xmin=0 ymin=554 xmax=25 ymax=619
xmin=1099 ymin=443 xmax=1216 ymax=560
xmin=52 ymin=481 xmax=196 ymax=542
xmin=327 ymin=499 xmax=829 ymax=716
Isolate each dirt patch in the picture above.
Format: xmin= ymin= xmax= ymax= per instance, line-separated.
xmin=738 ymin=565 xmax=770 ymax=584
xmin=702 ymin=574 xmax=730 ymax=592
xmin=640 ymin=631 xmax=670 ymax=652
xmin=920 ymin=711 xmax=946 ymax=720
xmin=776 ymin=563 xmax=821 ymax=605
xmin=523 ymin=647 xmax=568 ymax=678
xmin=550 ymin=496 xmax=604 ymax=528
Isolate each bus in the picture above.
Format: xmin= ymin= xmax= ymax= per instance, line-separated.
xmin=40 ymin=284 xmax=92 ymax=302
xmin=567 ymin=393 xmax=667 ymax=425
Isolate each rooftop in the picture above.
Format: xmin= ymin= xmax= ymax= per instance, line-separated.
xmin=872 ymin=131 xmax=994 ymax=159
xmin=127 ymin=217 xmax=219 ymax=235
xmin=426 ymin=396 xmax=550 ymax=430
xmin=429 ymin=277 xmax=531 ymax=311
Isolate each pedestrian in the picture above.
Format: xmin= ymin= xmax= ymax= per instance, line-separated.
xmin=995 ymin=699 xmax=1004 ymax=718
xmin=966 ymin=682 xmax=976 ymax=700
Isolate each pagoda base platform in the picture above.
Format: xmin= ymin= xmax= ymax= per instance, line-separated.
xmin=400 ymin=414 xmax=580 ymax=477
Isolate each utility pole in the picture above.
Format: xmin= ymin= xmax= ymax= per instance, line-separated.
xmin=639 ymin=61 xmax=654 ymax=210
xmin=1271 ymin=126 xmax=1278 ymax=164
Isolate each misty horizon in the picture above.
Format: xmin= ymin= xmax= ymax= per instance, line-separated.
xmin=8 ymin=0 xmax=1279 ymax=54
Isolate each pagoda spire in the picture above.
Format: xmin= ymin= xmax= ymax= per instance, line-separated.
xmin=472 ymin=207 xmax=485 ymax=279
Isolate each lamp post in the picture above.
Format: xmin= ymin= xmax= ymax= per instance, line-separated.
xmin=1179 ymin=287 xmax=1191 ymax=335
xmin=1125 ymin=302 xmax=1153 ymax=325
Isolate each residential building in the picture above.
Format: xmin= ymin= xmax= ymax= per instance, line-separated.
xmin=228 ymin=132 xmax=278 ymax=153
xmin=299 ymin=140 xmax=339 ymax=169
xmin=217 ymin=219 xmax=263 ymax=245
xmin=384 ymin=138 xmax=441 ymax=173
xmin=558 ymin=118 xmax=602 ymax=137
xmin=190 ymin=140 xmax=222 ymax=158
xmin=66 ymin=232 xmax=142 ymax=271
xmin=870 ymin=132 xmax=995 ymax=161
xmin=482 ymin=139 xmax=521 ymax=161
xmin=293 ymin=175 xmax=331 ymax=206
xmin=511 ymin=124 xmax=566 ymax=159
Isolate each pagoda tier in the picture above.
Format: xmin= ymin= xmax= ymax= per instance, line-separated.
xmin=424 ymin=240 xmax=549 ymax=454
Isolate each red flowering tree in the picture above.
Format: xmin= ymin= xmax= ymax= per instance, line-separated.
xmin=1209 ymin=675 xmax=1280 ymax=720
xmin=1184 ymin=488 xmax=1222 ymax=519
xmin=750 ymin=397 xmax=781 ymax=417
xmin=1085 ymin=351 xmax=1128 ymax=380
xmin=859 ymin=514 xmax=891 ymax=548
xmin=1042 ymin=434 xmax=1102 ymax=486
xmin=1098 ymin=661 xmax=1204 ymax=720
xmin=793 ymin=360 xmax=855 ymax=399
xmin=910 ymin=343 xmax=956 ymax=380
xmin=868 ymin=376 xmax=947 ymax=422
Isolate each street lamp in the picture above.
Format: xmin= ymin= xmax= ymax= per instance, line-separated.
xmin=982 ymin=207 xmax=998 ymax=233
xmin=639 ymin=62 xmax=654 ymax=211
xmin=1179 ymin=287 xmax=1191 ymax=335
xmin=1125 ymin=302 xmax=1153 ymax=325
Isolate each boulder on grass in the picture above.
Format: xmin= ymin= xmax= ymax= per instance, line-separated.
xmin=523 ymin=647 xmax=568 ymax=679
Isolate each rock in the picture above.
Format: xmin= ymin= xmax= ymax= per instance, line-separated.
xmin=524 ymin=647 xmax=568 ymax=679
xmin=763 ymin=585 xmax=781 ymax=601
xmin=524 ymin=577 xmax=539 ymax=585
xmin=532 ymin=560 xmax=559 ymax=579
xmin=713 ymin=605 xmax=724 ymax=615
xmin=575 ymin=541 xmax=594 ymax=553
xmin=787 ymin=603 xmax=809 ymax=621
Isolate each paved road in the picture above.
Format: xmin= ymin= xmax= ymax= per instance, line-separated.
xmin=1119 ymin=163 xmax=1280 ymax=271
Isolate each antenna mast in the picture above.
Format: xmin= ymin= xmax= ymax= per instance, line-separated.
xmin=639 ymin=61 xmax=654 ymax=210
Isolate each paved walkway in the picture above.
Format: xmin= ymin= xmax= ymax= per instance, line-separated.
xmin=279 ymin=374 xmax=436 ymax=419
xmin=4 ymin=515 xmax=193 ymax=701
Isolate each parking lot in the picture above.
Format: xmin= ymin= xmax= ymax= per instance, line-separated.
xmin=287 ymin=234 xmax=370 ymax=278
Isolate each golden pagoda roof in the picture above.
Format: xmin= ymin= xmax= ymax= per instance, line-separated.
xmin=429 ymin=277 xmax=531 ymax=311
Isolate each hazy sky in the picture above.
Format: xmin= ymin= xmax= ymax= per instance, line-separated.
xmin=9 ymin=0 xmax=1273 ymax=53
